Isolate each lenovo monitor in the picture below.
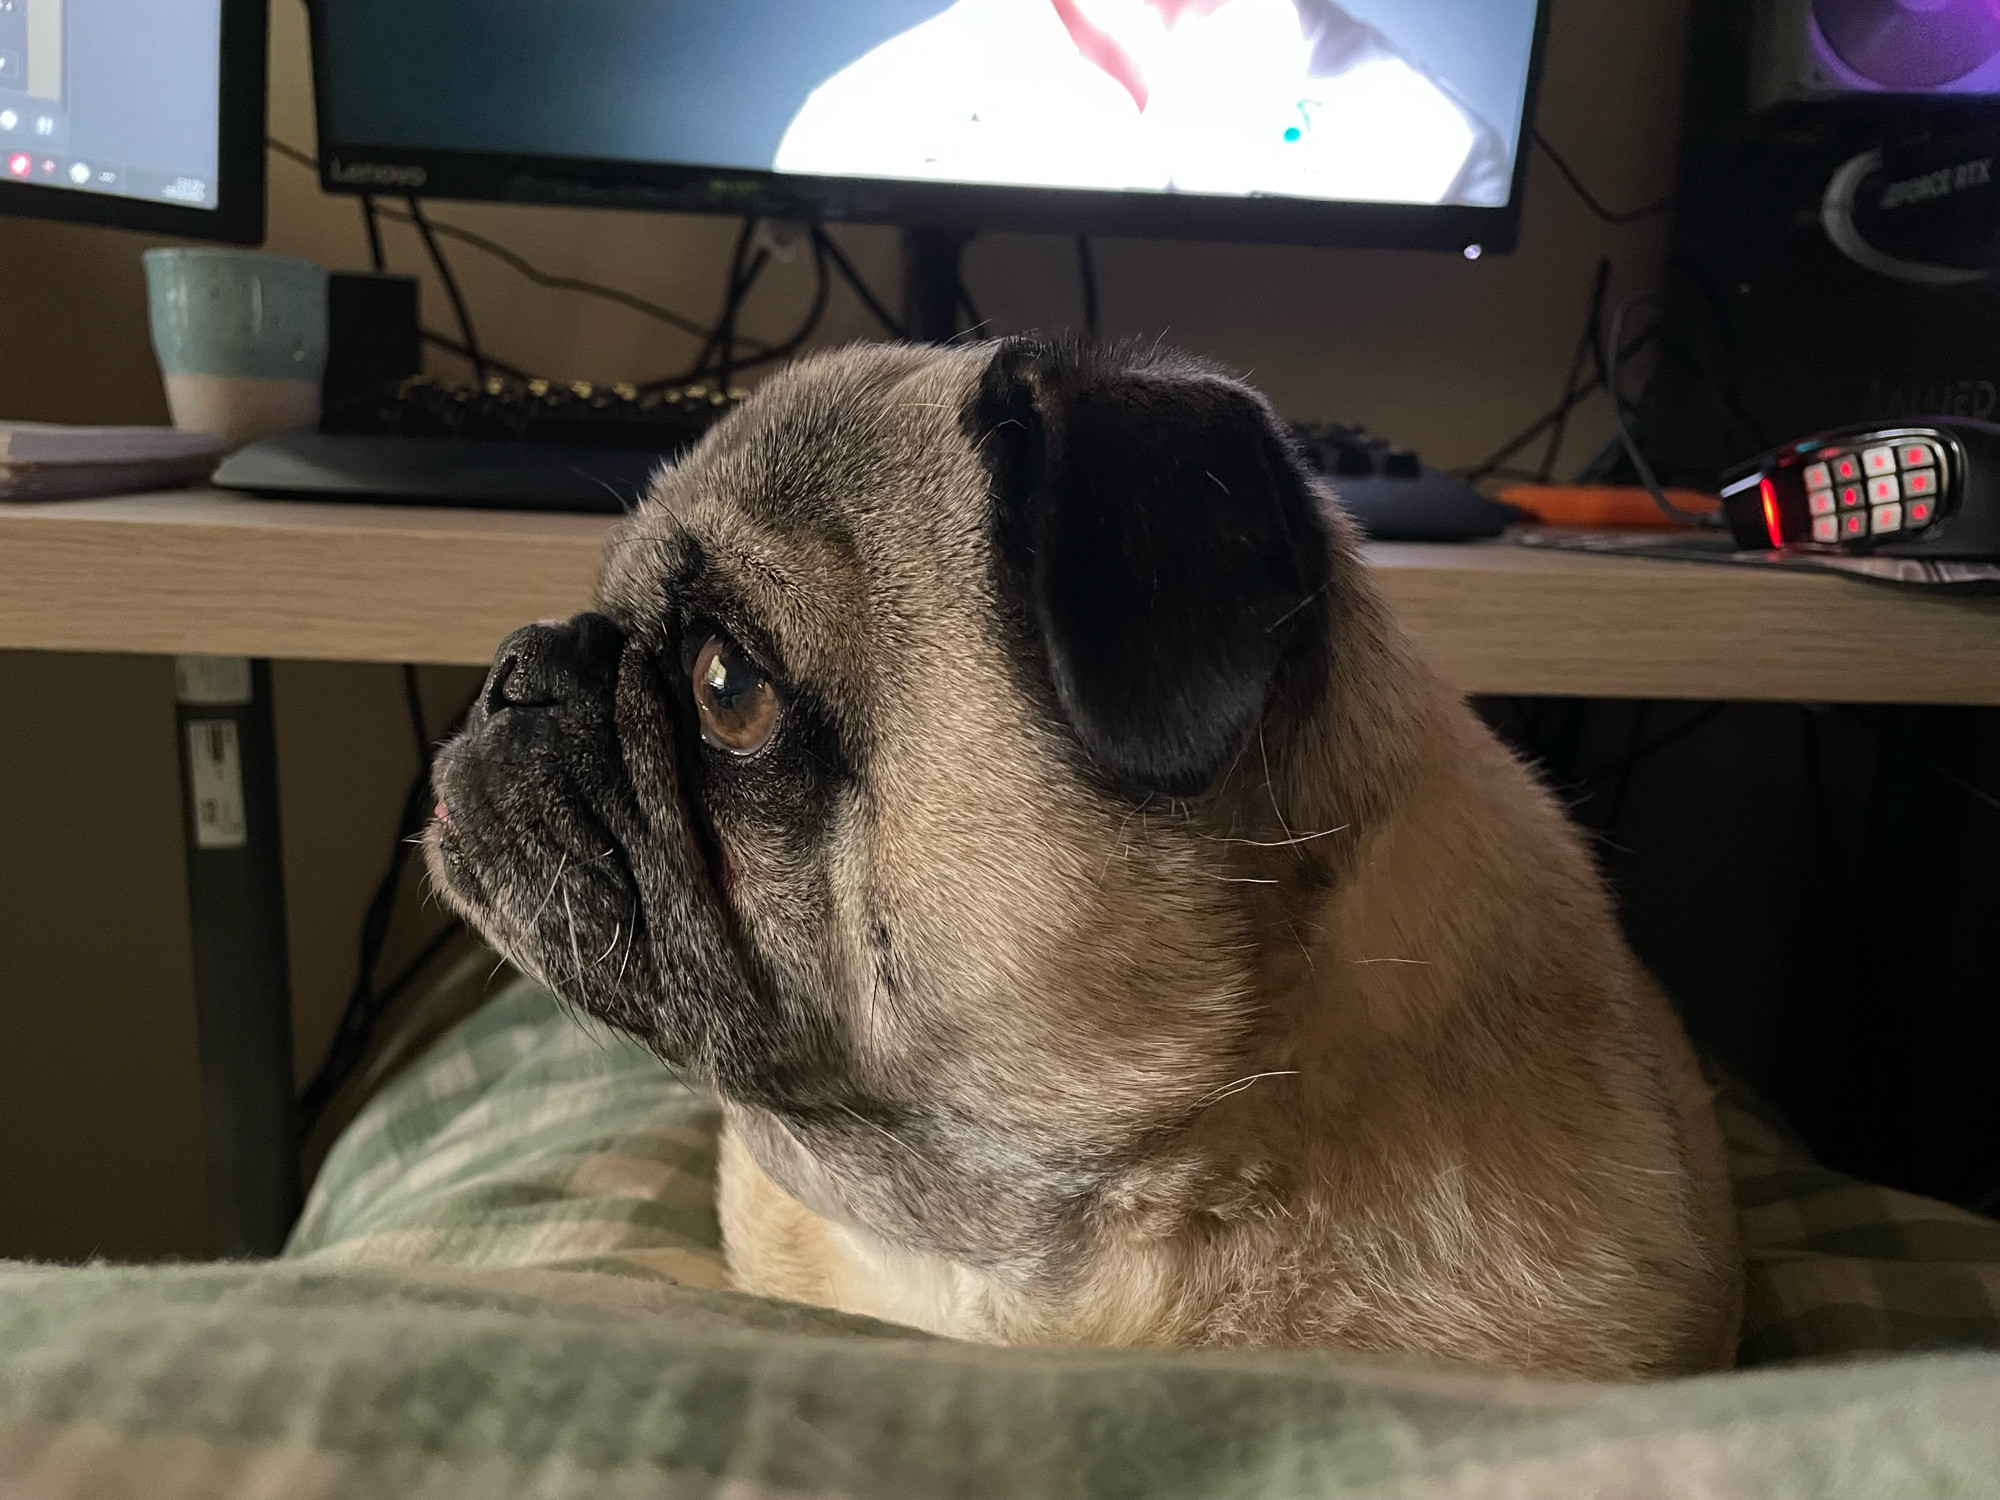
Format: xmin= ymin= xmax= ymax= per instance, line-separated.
xmin=310 ymin=0 xmax=1549 ymax=255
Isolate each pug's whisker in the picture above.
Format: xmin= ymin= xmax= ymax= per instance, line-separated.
xmin=1095 ymin=799 xmax=1151 ymax=888
xmin=615 ymin=920 xmax=637 ymax=986
xmin=574 ymin=468 xmax=643 ymax=514
xmin=1196 ymin=871 xmax=1282 ymax=885
xmin=560 ymin=888 xmax=587 ymax=990
xmin=528 ymin=851 xmax=570 ymax=925
xmin=1195 ymin=825 xmax=1349 ymax=849
xmin=1257 ymin=724 xmax=1295 ymax=845
xmin=1264 ymin=581 xmax=1331 ymax=633
xmin=1198 ymin=1070 xmax=1300 ymax=1106
xmin=596 ymin=923 xmax=622 ymax=965
xmin=1282 ymin=918 xmax=1318 ymax=973
xmin=1348 ymin=957 xmax=1433 ymax=966
xmin=836 ymin=1102 xmax=923 ymax=1162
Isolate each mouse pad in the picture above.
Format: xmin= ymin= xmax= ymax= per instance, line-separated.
xmin=1514 ymin=528 xmax=2000 ymax=595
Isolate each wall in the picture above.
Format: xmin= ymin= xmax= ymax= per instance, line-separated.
xmin=0 ymin=0 xmax=1692 ymax=1259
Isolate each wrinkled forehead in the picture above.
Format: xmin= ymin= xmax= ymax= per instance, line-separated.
xmin=594 ymin=344 xmax=998 ymax=691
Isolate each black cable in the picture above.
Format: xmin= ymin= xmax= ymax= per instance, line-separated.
xmin=374 ymin=922 xmax=466 ymax=1017
xmin=407 ymin=196 xmax=488 ymax=387
xmin=368 ymin=201 xmax=742 ymax=348
xmin=713 ymin=218 xmax=762 ymax=392
xmin=1659 ymin=254 xmax=1776 ymax=457
xmin=1605 ymin=292 xmax=1712 ymax=526
xmin=1460 ymin=318 xmax=1659 ymax=483
xmin=642 ymin=219 xmax=775 ymax=391
xmin=751 ymin=228 xmax=833 ymax=367
xmin=639 ymin=229 xmax=832 ymax=391
xmin=419 ymin=330 xmax=532 ymax=383
xmin=1539 ymin=258 xmax=1611 ymax=483
xmin=359 ymin=194 xmax=387 ymax=273
xmin=813 ymin=225 xmax=909 ymax=339
xmin=721 ymin=251 xmax=772 ymax=388
xmin=267 ymin=137 xmax=732 ymax=348
xmin=298 ymin=670 xmax=473 ymax=1137
xmin=402 ymin=663 xmax=429 ymax=766
xmin=1598 ymin=700 xmax=1653 ymax=836
xmin=265 ymin=135 xmax=318 ymax=172
xmin=1580 ymin=703 xmax=1728 ymax=788
xmin=377 ymin=203 xmax=744 ymax=348
xmin=1531 ymin=127 xmax=1675 ymax=227
xmin=1076 ymin=235 xmax=1100 ymax=340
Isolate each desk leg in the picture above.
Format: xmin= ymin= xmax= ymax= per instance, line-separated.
xmin=173 ymin=656 xmax=301 ymax=1256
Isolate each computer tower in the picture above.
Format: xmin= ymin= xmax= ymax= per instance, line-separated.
xmin=1648 ymin=0 xmax=2000 ymax=487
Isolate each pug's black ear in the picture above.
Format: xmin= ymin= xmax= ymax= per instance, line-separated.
xmin=971 ymin=339 xmax=1331 ymax=798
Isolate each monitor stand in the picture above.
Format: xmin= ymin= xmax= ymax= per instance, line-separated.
xmin=901 ymin=226 xmax=975 ymax=343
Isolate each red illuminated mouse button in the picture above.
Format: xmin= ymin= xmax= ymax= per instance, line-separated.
xmin=1902 ymin=468 xmax=1936 ymax=497
xmin=1811 ymin=514 xmax=1840 ymax=544
xmin=1906 ymin=496 xmax=1936 ymax=528
xmin=1834 ymin=455 xmax=1863 ymax=482
xmin=1840 ymin=512 xmax=1868 ymax=539
xmin=1808 ymin=488 xmax=1836 ymax=516
xmin=1863 ymin=446 xmax=1897 ymax=476
xmin=1900 ymin=443 xmax=1936 ymax=469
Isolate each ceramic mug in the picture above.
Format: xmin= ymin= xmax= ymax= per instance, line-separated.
xmin=143 ymin=248 xmax=328 ymax=451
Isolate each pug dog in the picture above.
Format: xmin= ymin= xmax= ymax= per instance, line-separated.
xmin=427 ymin=338 xmax=1742 ymax=1379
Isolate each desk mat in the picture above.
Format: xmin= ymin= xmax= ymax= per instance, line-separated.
xmin=1513 ymin=528 xmax=2000 ymax=595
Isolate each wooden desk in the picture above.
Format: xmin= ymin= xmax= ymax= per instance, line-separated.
xmin=8 ymin=487 xmax=2000 ymax=1254
xmin=5 ymin=487 xmax=2000 ymax=702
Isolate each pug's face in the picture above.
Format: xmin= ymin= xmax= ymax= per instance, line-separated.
xmin=427 ymin=339 xmax=1335 ymax=1277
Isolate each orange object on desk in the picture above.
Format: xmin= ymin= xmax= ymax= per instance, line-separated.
xmin=1499 ymin=484 xmax=1721 ymax=529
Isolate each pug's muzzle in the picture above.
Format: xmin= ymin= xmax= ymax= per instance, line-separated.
xmin=426 ymin=612 xmax=786 ymax=1086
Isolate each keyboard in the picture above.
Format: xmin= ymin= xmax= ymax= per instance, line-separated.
xmin=320 ymin=375 xmax=739 ymax=449
xmin=212 ymin=376 xmax=742 ymax=513
xmin=1290 ymin=423 xmax=1517 ymax=542
xmin=215 ymin=379 xmax=1511 ymax=541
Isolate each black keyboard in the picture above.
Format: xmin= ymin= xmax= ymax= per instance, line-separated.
xmin=214 ymin=382 xmax=1511 ymax=539
xmin=212 ymin=376 xmax=743 ymax=513
xmin=1290 ymin=423 xmax=1518 ymax=542
xmin=321 ymin=375 xmax=741 ymax=449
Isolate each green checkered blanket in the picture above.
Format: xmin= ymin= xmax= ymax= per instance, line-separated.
xmin=3 ymin=958 xmax=1999 ymax=1499
xmin=289 ymin=957 xmax=2000 ymax=1370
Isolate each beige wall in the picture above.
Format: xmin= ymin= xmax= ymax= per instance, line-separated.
xmin=0 ymin=0 xmax=1690 ymax=1259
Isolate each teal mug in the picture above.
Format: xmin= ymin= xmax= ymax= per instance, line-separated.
xmin=143 ymin=248 xmax=328 ymax=451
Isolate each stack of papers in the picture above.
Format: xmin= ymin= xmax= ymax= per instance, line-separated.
xmin=0 ymin=422 xmax=225 ymax=502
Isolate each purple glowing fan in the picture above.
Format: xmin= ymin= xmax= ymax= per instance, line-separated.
xmin=1814 ymin=0 xmax=2000 ymax=89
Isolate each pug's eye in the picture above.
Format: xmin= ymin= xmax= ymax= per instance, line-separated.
xmin=691 ymin=635 xmax=780 ymax=755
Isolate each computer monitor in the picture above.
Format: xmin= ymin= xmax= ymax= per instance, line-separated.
xmin=309 ymin=1 xmax=1549 ymax=256
xmin=0 ymin=0 xmax=266 ymax=243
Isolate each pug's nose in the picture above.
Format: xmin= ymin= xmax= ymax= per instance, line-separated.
xmin=483 ymin=613 xmax=625 ymax=714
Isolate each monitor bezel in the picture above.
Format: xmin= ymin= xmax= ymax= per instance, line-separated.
xmin=0 ymin=0 xmax=267 ymax=244
xmin=307 ymin=0 xmax=1550 ymax=255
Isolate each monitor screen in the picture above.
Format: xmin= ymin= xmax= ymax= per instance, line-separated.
xmin=0 ymin=0 xmax=263 ymax=241
xmin=1 ymin=0 xmax=221 ymax=208
xmin=313 ymin=1 xmax=1548 ymax=251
